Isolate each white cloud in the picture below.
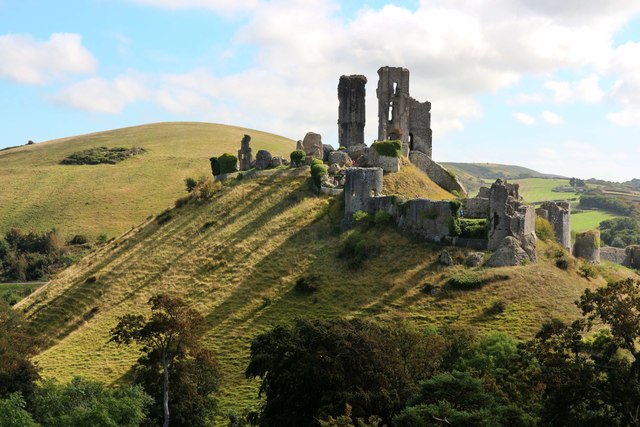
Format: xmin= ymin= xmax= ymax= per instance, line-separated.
xmin=541 ymin=111 xmax=564 ymax=125
xmin=513 ymin=112 xmax=535 ymax=125
xmin=0 ymin=33 xmax=96 ymax=84
xmin=544 ymin=74 xmax=604 ymax=104
xmin=607 ymin=109 xmax=640 ymax=126
xmin=54 ymin=74 xmax=148 ymax=114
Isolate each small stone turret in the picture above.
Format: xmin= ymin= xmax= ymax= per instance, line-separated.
xmin=342 ymin=167 xmax=383 ymax=228
xmin=238 ymin=134 xmax=252 ymax=171
xmin=538 ymin=201 xmax=571 ymax=250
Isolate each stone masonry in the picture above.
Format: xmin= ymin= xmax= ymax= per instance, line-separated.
xmin=573 ymin=230 xmax=600 ymax=263
xmin=538 ymin=201 xmax=571 ymax=250
xmin=238 ymin=134 xmax=252 ymax=171
xmin=338 ymin=75 xmax=367 ymax=149
xmin=487 ymin=179 xmax=536 ymax=251
xmin=342 ymin=167 xmax=383 ymax=228
xmin=377 ymin=66 xmax=411 ymax=143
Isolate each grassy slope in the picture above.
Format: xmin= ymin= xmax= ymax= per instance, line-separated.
xmin=18 ymin=172 xmax=637 ymax=414
xmin=0 ymin=122 xmax=294 ymax=241
xmin=384 ymin=159 xmax=455 ymax=200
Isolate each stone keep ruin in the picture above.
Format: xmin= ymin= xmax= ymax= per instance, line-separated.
xmin=212 ymin=65 xmax=606 ymax=268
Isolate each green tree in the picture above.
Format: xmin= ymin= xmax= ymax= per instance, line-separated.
xmin=110 ymin=294 xmax=218 ymax=427
xmin=0 ymin=300 xmax=40 ymax=401
xmin=31 ymin=377 xmax=151 ymax=427
xmin=529 ymin=278 xmax=640 ymax=425
xmin=246 ymin=319 xmax=437 ymax=426
xmin=0 ymin=393 xmax=37 ymax=427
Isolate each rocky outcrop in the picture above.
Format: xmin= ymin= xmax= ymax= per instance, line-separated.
xmin=487 ymin=236 xmax=530 ymax=267
xmin=328 ymin=151 xmax=352 ymax=168
xmin=302 ymin=132 xmax=323 ymax=160
xmin=255 ymin=150 xmax=272 ymax=170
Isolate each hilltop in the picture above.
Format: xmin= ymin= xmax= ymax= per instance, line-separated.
xmin=0 ymin=122 xmax=294 ymax=241
xmin=17 ymin=167 xmax=636 ymax=414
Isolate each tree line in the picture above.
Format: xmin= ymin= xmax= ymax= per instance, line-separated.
xmin=3 ymin=279 xmax=640 ymax=426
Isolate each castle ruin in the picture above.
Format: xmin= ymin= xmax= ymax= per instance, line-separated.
xmin=337 ymin=75 xmax=367 ymax=149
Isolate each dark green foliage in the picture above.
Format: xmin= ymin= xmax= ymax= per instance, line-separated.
xmin=371 ymin=140 xmax=402 ymax=158
xmin=0 ymin=393 xmax=36 ymax=427
xmin=570 ymin=177 xmax=586 ymax=187
xmin=448 ymin=201 xmax=462 ymax=236
xmin=110 ymin=294 xmax=220 ymax=427
xmin=294 ymin=276 xmax=318 ymax=294
xmin=447 ymin=272 xmax=509 ymax=290
xmin=311 ymin=161 xmax=328 ymax=190
xmin=579 ymin=263 xmax=598 ymax=279
xmin=290 ymin=150 xmax=306 ymax=167
xmin=484 ymin=299 xmax=507 ymax=316
xmin=156 ymin=209 xmax=174 ymax=224
xmin=0 ymin=228 xmax=66 ymax=281
xmin=555 ymin=257 xmax=569 ymax=269
xmin=600 ymin=217 xmax=640 ymax=247
xmin=245 ymin=319 xmax=437 ymax=426
xmin=185 ymin=177 xmax=198 ymax=193
xmin=374 ymin=210 xmax=393 ymax=227
xmin=579 ymin=191 xmax=635 ymax=215
xmin=0 ymin=300 xmax=40 ymax=401
xmin=337 ymin=229 xmax=379 ymax=269
xmin=31 ymin=377 xmax=152 ymax=427
xmin=61 ymin=146 xmax=145 ymax=165
xmin=68 ymin=234 xmax=88 ymax=245
xmin=210 ymin=153 xmax=238 ymax=176
xmin=458 ymin=219 xmax=486 ymax=239
xmin=526 ymin=279 xmax=640 ymax=426
xmin=134 ymin=349 xmax=220 ymax=427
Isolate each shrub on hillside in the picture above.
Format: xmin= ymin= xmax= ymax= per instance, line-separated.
xmin=338 ymin=229 xmax=379 ymax=269
xmin=185 ymin=177 xmax=198 ymax=193
xmin=209 ymin=153 xmax=238 ymax=176
xmin=68 ymin=234 xmax=88 ymax=245
xmin=374 ymin=210 xmax=393 ymax=227
xmin=459 ymin=219 xmax=487 ymax=239
xmin=311 ymin=162 xmax=328 ymax=190
xmin=61 ymin=146 xmax=145 ymax=165
xmin=535 ymin=217 xmax=555 ymax=241
xmin=371 ymin=140 xmax=402 ymax=158
xmin=290 ymin=150 xmax=306 ymax=167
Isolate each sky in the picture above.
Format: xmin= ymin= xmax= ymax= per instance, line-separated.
xmin=1 ymin=0 xmax=640 ymax=181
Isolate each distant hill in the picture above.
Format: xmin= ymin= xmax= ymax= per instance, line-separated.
xmin=0 ymin=122 xmax=294 ymax=241
xmin=442 ymin=162 xmax=564 ymax=194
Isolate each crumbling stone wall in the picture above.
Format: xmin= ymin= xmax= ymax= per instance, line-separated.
xmin=238 ymin=134 xmax=252 ymax=171
xmin=600 ymin=246 xmax=627 ymax=265
xmin=338 ymin=75 xmax=367 ymax=148
xmin=573 ymin=230 xmax=600 ymax=263
xmin=409 ymin=98 xmax=432 ymax=158
xmin=463 ymin=197 xmax=490 ymax=219
xmin=487 ymin=179 xmax=536 ymax=251
xmin=343 ymin=167 xmax=383 ymax=227
xmin=539 ymin=201 xmax=571 ymax=250
xmin=409 ymin=151 xmax=466 ymax=195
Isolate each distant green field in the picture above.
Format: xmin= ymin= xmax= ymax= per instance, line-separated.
xmin=571 ymin=210 xmax=620 ymax=233
xmin=511 ymin=178 xmax=576 ymax=204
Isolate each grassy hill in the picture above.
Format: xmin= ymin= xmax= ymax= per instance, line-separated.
xmin=17 ymin=169 xmax=637 ymax=415
xmin=442 ymin=162 xmax=563 ymax=181
xmin=0 ymin=122 xmax=294 ymax=241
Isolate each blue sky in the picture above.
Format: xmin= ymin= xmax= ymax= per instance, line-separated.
xmin=1 ymin=0 xmax=640 ymax=181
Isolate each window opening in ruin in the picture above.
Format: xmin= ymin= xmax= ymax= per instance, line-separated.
xmin=393 ymin=82 xmax=398 ymax=95
xmin=388 ymin=101 xmax=393 ymax=122
xmin=409 ymin=133 xmax=414 ymax=151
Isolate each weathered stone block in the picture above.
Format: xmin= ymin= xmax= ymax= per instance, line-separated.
xmin=302 ymin=132 xmax=323 ymax=160
xmin=255 ymin=150 xmax=272 ymax=170
xmin=270 ymin=156 xmax=287 ymax=168
xmin=573 ymin=230 xmax=600 ymax=263
xmin=338 ymin=75 xmax=367 ymax=148
xmin=600 ymin=246 xmax=627 ymax=265
xmin=463 ymin=198 xmax=489 ymax=219
xmin=328 ymin=151 xmax=352 ymax=168
xmin=343 ymin=167 xmax=384 ymax=228
xmin=363 ymin=149 xmax=400 ymax=173
xmin=396 ymin=199 xmax=452 ymax=242
xmin=487 ymin=236 xmax=530 ymax=267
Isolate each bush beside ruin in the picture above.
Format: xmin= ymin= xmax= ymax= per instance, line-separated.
xmin=61 ymin=146 xmax=145 ymax=165
xmin=371 ymin=140 xmax=402 ymax=158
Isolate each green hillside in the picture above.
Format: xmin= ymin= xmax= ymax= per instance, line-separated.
xmin=17 ymin=170 xmax=637 ymax=414
xmin=442 ymin=162 xmax=563 ymax=181
xmin=0 ymin=122 xmax=294 ymax=241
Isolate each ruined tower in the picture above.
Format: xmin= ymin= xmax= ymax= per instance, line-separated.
xmin=338 ymin=75 xmax=367 ymax=148
xmin=376 ymin=66 xmax=433 ymax=158
xmin=377 ymin=66 xmax=411 ymax=143
xmin=342 ymin=167 xmax=383 ymax=228
xmin=238 ymin=134 xmax=252 ymax=171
